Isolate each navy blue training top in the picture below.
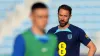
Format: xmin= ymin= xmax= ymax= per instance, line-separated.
xmin=47 ymin=24 xmax=91 ymax=56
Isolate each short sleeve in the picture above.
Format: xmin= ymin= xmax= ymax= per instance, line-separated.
xmin=79 ymin=29 xmax=91 ymax=46
xmin=12 ymin=34 xmax=25 ymax=56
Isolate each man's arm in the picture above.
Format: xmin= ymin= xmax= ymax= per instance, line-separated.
xmin=12 ymin=35 xmax=25 ymax=56
xmin=79 ymin=29 xmax=96 ymax=56
xmin=87 ymin=41 xmax=96 ymax=56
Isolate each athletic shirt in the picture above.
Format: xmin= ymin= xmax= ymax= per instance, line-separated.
xmin=12 ymin=29 xmax=57 ymax=56
xmin=47 ymin=24 xmax=91 ymax=56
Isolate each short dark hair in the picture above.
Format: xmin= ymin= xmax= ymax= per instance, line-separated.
xmin=31 ymin=2 xmax=48 ymax=12
xmin=58 ymin=4 xmax=72 ymax=15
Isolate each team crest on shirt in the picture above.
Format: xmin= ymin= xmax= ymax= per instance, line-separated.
xmin=67 ymin=34 xmax=72 ymax=40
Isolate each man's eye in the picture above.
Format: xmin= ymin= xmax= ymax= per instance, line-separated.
xmin=65 ymin=15 xmax=68 ymax=17
xmin=60 ymin=15 xmax=62 ymax=16
xmin=39 ymin=16 xmax=42 ymax=18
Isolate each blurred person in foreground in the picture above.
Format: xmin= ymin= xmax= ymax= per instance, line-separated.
xmin=12 ymin=2 xmax=57 ymax=56
xmin=47 ymin=4 xmax=96 ymax=56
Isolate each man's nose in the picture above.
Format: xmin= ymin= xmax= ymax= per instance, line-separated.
xmin=61 ymin=18 xmax=64 ymax=20
xmin=61 ymin=16 xmax=65 ymax=19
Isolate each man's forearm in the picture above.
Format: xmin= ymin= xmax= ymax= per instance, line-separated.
xmin=88 ymin=47 xmax=96 ymax=56
xmin=87 ymin=41 xmax=96 ymax=56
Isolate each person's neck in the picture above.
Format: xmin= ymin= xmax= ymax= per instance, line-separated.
xmin=58 ymin=23 xmax=70 ymax=29
xmin=31 ymin=25 xmax=45 ymax=35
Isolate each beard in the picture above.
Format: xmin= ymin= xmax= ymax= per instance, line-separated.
xmin=59 ymin=20 xmax=69 ymax=27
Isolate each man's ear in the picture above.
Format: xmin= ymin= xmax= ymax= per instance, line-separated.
xmin=57 ymin=13 xmax=59 ymax=15
xmin=29 ymin=12 xmax=35 ymax=23
xmin=30 ymin=12 xmax=35 ymax=19
xmin=30 ymin=12 xmax=33 ymax=19
xmin=57 ymin=13 xmax=59 ymax=18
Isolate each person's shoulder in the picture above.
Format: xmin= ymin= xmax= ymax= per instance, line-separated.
xmin=70 ymin=24 xmax=84 ymax=32
xmin=16 ymin=34 xmax=23 ymax=39
xmin=16 ymin=29 xmax=30 ymax=39
xmin=20 ymin=29 xmax=32 ymax=37
xmin=47 ymin=26 xmax=58 ymax=34
xmin=22 ymin=29 xmax=30 ymax=34
xmin=49 ymin=26 xmax=58 ymax=30
xmin=14 ymin=34 xmax=24 ymax=43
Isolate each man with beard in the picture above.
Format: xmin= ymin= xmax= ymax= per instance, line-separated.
xmin=47 ymin=5 xmax=96 ymax=56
